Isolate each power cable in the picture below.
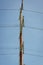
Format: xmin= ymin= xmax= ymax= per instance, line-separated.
xmin=0 ymin=48 xmax=19 ymax=50
xmin=0 ymin=25 xmax=43 ymax=31
xmin=24 ymin=53 xmax=43 ymax=57
xmin=0 ymin=24 xmax=19 ymax=28
xmin=0 ymin=53 xmax=18 ymax=55
xmin=24 ymin=48 xmax=43 ymax=53
xmin=0 ymin=47 xmax=43 ymax=57
xmin=24 ymin=9 xmax=43 ymax=14
xmin=24 ymin=26 xmax=43 ymax=31
xmin=0 ymin=9 xmax=19 ymax=11
xmin=0 ymin=9 xmax=43 ymax=14
xmin=0 ymin=48 xmax=43 ymax=53
xmin=0 ymin=53 xmax=43 ymax=57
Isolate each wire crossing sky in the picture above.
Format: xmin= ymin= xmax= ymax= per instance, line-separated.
xmin=0 ymin=0 xmax=43 ymax=65
xmin=0 ymin=9 xmax=43 ymax=14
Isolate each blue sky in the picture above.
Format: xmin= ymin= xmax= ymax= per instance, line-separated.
xmin=0 ymin=0 xmax=43 ymax=65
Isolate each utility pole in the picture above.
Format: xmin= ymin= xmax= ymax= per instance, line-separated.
xmin=19 ymin=0 xmax=24 ymax=65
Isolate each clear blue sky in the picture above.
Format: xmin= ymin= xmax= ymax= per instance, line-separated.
xmin=0 ymin=0 xmax=43 ymax=65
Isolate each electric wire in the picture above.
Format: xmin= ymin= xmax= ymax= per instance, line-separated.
xmin=0 ymin=48 xmax=43 ymax=53
xmin=24 ymin=53 xmax=43 ymax=57
xmin=0 ymin=48 xmax=19 ymax=50
xmin=0 ymin=9 xmax=19 ymax=11
xmin=0 ymin=53 xmax=43 ymax=57
xmin=24 ymin=48 xmax=43 ymax=53
xmin=0 ymin=24 xmax=19 ymax=28
xmin=0 ymin=9 xmax=43 ymax=14
xmin=0 ymin=53 xmax=18 ymax=55
xmin=24 ymin=26 xmax=43 ymax=31
xmin=0 ymin=25 xmax=43 ymax=31
xmin=0 ymin=48 xmax=43 ymax=57
xmin=24 ymin=9 xmax=43 ymax=14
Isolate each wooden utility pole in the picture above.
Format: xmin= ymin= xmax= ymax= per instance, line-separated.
xmin=19 ymin=0 xmax=24 ymax=65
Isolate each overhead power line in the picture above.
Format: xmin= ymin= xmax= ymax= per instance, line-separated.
xmin=0 ymin=24 xmax=19 ymax=28
xmin=0 ymin=9 xmax=19 ymax=11
xmin=0 ymin=53 xmax=43 ymax=57
xmin=0 ymin=25 xmax=43 ymax=31
xmin=24 ymin=48 xmax=43 ymax=53
xmin=24 ymin=26 xmax=43 ymax=31
xmin=0 ymin=53 xmax=18 ymax=55
xmin=0 ymin=47 xmax=19 ymax=50
xmin=0 ymin=48 xmax=43 ymax=53
xmin=24 ymin=9 xmax=43 ymax=14
xmin=0 ymin=9 xmax=43 ymax=14
xmin=0 ymin=48 xmax=43 ymax=54
xmin=24 ymin=53 xmax=43 ymax=57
